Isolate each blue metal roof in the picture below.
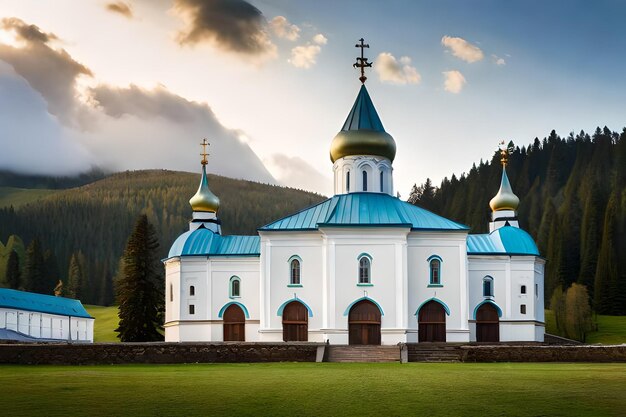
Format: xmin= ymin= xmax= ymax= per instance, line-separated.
xmin=0 ymin=288 xmax=93 ymax=319
xmin=342 ymin=85 xmax=386 ymax=132
xmin=260 ymin=193 xmax=469 ymax=231
xmin=168 ymin=227 xmax=260 ymax=258
xmin=467 ymin=226 xmax=539 ymax=256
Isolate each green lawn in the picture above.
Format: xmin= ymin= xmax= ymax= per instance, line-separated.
xmin=0 ymin=186 xmax=57 ymax=208
xmin=0 ymin=363 xmax=625 ymax=416
xmin=545 ymin=310 xmax=626 ymax=344
xmin=85 ymin=305 xmax=119 ymax=342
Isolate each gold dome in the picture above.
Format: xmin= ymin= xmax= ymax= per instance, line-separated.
xmin=189 ymin=165 xmax=220 ymax=213
xmin=330 ymin=130 xmax=396 ymax=162
xmin=489 ymin=168 xmax=519 ymax=211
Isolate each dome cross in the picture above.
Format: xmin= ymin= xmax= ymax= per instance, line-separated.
xmin=200 ymin=138 xmax=210 ymax=166
xmin=353 ymin=38 xmax=372 ymax=84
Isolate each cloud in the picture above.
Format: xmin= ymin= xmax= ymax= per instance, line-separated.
xmin=443 ymin=70 xmax=466 ymax=93
xmin=174 ymin=0 xmax=276 ymax=59
xmin=288 ymin=34 xmax=327 ymax=69
xmin=375 ymin=52 xmax=421 ymax=85
xmin=491 ymin=54 xmax=506 ymax=66
xmin=0 ymin=17 xmax=92 ymax=127
xmin=269 ymin=16 xmax=299 ymax=41
xmin=441 ymin=36 xmax=484 ymax=63
xmin=106 ymin=2 xmax=133 ymax=19
xmin=264 ymin=154 xmax=330 ymax=195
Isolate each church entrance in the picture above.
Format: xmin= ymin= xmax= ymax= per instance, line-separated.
xmin=348 ymin=300 xmax=381 ymax=345
xmin=223 ymin=304 xmax=246 ymax=341
xmin=418 ymin=300 xmax=446 ymax=342
xmin=282 ymin=301 xmax=308 ymax=341
xmin=476 ymin=303 xmax=500 ymax=342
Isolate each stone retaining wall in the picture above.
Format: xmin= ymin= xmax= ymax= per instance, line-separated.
xmin=461 ymin=345 xmax=626 ymax=362
xmin=0 ymin=342 xmax=323 ymax=365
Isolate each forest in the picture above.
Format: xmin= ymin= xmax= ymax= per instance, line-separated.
xmin=0 ymin=170 xmax=324 ymax=305
xmin=409 ymin=126 xmax=626 ymax=315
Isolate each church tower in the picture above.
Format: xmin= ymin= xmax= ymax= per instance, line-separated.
xmin=488 ymin=142 xmax=520 ymax=232
xmin=188 ymin=139 xmax=221 ymax=233
xmin=330 ymin=39 xmax=396 ymax=196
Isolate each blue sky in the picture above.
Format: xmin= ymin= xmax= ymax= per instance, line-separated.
xmin=0 ymin=0 xmax=624 ymax=196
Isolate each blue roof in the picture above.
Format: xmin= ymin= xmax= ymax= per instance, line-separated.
xmin=168 ymin=227 xmax=260 ymax=258
xmin=342 ymin=85 xmax=386 ymax=132
xmin=0 ymin=288 xmax=93 ymax=319
xmin=467 ymin=226 xmax=539 ymax=256
xmin=260 ymin=193 xmax=469 ymax=231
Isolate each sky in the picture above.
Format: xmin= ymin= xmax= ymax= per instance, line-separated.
xmin=0 ymin=0 xmax=625 ymax=197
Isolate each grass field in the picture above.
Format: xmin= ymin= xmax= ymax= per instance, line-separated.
xmin=0 ymin=186 xmax=57 ymax=208
xmin=545 ymin=310 xmax=626 ymax=344
xmin=85 ymin=305 xmax=119 ymax=342
xmin=0 ymin=363 xmax=625 ymax=416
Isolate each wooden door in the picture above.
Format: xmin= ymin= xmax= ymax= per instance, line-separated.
xmin=348 ymin=300 xmax=381 ymax=345
xmin=223 ymin=304 xmax=245 ymax=341
xmin=282 ymin=301 xmax=308 ymax=341
xmin=418 ymin=300 xmax=446 ymax=342
xmin=476 ymin=303 xmax=500 ymax=342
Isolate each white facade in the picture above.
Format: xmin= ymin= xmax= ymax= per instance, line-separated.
xmin=0 ymin=307 xmax=94 ymax=342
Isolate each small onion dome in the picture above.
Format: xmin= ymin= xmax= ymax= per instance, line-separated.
xmin=189 ymin=165 xmax=220 ymax=213
xmin=330 ymin=85 xmax=396 ymax=163
xmin=489 ymin=167 xmax=520 ymax=211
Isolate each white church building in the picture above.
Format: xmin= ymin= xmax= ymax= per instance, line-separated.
xmin=164 ymin=55 xmax=545 ymax=345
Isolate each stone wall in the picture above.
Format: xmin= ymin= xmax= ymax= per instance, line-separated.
xmin=0 ymin=342 xmax=323 ymax=365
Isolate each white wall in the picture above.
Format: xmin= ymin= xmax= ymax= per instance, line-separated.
xmin=332 ymin=155 xmax=393 ymax=195
xmin=0 ymin=308 xmax=93 ymax=342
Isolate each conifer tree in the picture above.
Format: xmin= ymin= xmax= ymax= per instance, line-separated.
xmin=5 ymin=249 xmax=21 ymax=289
xmin=550 ymin=285 xmax=566 ymax=334
xmin=594 ymin=192 xmax=618 ymax=314
xmin=67 ymin=253 xmax=83 ymax=299
xmin=23 ymin=239 xmax=46 ymax=293
xmin=115 ymin=214 xmax=164 ymax=342
xmin=564 ymin=284 xmax=593 ymax=342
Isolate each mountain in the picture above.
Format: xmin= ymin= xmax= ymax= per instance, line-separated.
xmin=409 ymin=127 xmax=626 ymax=314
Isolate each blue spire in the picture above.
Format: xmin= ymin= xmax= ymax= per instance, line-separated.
xmin=341 ymin=85 xmax=385 ymax=132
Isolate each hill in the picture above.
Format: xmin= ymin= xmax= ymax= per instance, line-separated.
xmin=0 ymin=187 xmax=59 ymax=208
xmin=0 ymin=170 xmax=325 ymax=304
xmin=409 ymin=127 xmax=626 ymax=313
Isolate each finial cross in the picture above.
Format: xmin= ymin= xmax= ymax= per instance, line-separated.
xmin=353 ymin=38 xmax=372 ymax=84
xmin=200 ymin=138 xmax=210 ymax=166
xmin=498 ymin=140 xmax=513 ymax=167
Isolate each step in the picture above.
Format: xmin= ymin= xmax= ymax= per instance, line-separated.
xmin=326 ymin=345 xmax=401 ymax=363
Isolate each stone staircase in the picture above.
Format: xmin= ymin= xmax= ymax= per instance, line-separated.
xmin=407 ymin=344 xmax=464 ymax=362
xmin=326 ymin=345 xmax=401 ymax=362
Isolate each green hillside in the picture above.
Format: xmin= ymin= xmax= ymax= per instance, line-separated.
xmin=0 ymin=170 xmax=325 ymax=304
xmin=0 ymin=187 xmax=58 ymax=208
xmin=85 ymin=305 xmax=119 ymax=342
xmin=545 ymin=310 xmax=626 ymax=344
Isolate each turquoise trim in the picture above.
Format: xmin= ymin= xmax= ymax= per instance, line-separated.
xmin=415 ymin=298 xmax=450 ymax=316
xmin=427 ymin=284 xmax=443 ymax=288
xmin=229 ymin=276 xmax=241 ymax=298
xmin=473 ymin=300 xmax=503 ymax=319
xmin=357 ymin=283 xmax=374 ymax=287
xmin=482 ymin=276 xmax=494 ymax=297
xmin=343 ymin=297 xmax=384 ymax=316
xmin=427 ymin=255 xmax=443 ymax=263
xmin=287 ymin=255 xmax=302 ymax=263
xmin=277 ymin=298 xmax=313 ymax=317
xmin=288 ymin=255 xmax=302 ymax=286
xmin=357 ymin=252 xmax=372 ymax=261
xmin=287 ymin=284 xmax=303 ymax=288
xmin=218 ymin=301 xmax=250 ymax=319
xmin=428 ymin=255 xmax=442 ymax=286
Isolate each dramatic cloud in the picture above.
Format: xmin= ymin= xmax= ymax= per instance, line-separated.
xmin=264 ymin=154 xmax=330 ymax=195
xmin=288 ymin=34 xmax=327 ymax=69
xmin=106 ymin=2 xmax=133 ymax=19
xmin=441 ymin=36 xmax=484 ymax=63
xmin=443 ymin=70 xmax=466 ymax=93
xmin=491 ymin=54 xmax=506 ymax=66
xmin=0 ymin=17 xmax=92 ymax=127
xmin=269 ymin=16 xmax=299 ymax=41
xmin=174 ymin=0 xmax=276 ymax=58
xmin=375 ymin=52 xmax=421 ymax=85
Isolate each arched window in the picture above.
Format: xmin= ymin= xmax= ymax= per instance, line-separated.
xmin=429 ymin=257 xmax=442 ymax=286
xmin=380 ymin=171 xmax=384 ymax=192
xmin=346 ymin=171 xmax=350 ymax=193
xmin=230 ymin=276 xmax=241 ymax=298
xmin=358 ymin=256 xmax=371 ymax=284
xmin=290 ymin=259 xmax=301 ymax=285
xmin=362 ymin=170 xmax=368 ymax=191
xmin=483 ymin=277 xmax=494 ymax=297
xmin=189 ymin=285 xmax=195 ymax=296
xmin=169 ymin=283 xmax=173 ymax=302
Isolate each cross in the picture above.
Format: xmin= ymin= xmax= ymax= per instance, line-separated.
xmin=353 ymin=38 xmax=372 ymax=84
xmin=498 ymin=140 xmax=513 ymax=167
xmin=200 ymin=138 xmax=210 ymax=166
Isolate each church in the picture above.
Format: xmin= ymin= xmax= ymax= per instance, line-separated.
xmin=164 ymin=45 xmax=545 ymax=345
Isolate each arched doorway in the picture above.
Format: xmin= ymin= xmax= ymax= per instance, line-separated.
xmin=418 ymin=300 xmax=446 ymax=342
xmin=476 ymin=303 xmax=500 ymax=342
xmin=223 ymin=304 xmax=246 ymax=341
xmin=348 ymin=300 xmax=381 ymax=345
xmin=282 ymin=301 xmax=308 ymax=341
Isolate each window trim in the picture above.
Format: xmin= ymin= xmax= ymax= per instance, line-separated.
xmin=229 ymin=276 xmax=241 ymax=299
xmin=427 ymin=255 xmax=443 ymax=287
xmin=357 ymin=253 xmax=372 ymax=285
xmin=288 ymin=255 xmax=302 ymax=286
xmin=483 ymin=276 xmax=494 ymax=298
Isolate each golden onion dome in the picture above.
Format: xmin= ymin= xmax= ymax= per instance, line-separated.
xmin=489 ymin=167 xmax=520 ymax=211
xmin=330 ymin=85 xmax=396 ymax=163
xmin=189 ymin=165 xmax=220 ymax=213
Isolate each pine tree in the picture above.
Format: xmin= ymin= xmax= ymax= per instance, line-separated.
xmin=115 ymin=214 xmax=164 ymax=342
xmin=594 ymin=192 xmax=619 ymax=314
xmin=23 ymin=239 xmax=47 ymax=294
xmin=550 ymin=285 xmax=565 ymax=334
xmin=43 ymin=250 xmax=60 ymax=295
xmin=67 ymin=253 xmax=83 ymax=299
xmin=5 ymin=249 xmax=21 ymax=289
